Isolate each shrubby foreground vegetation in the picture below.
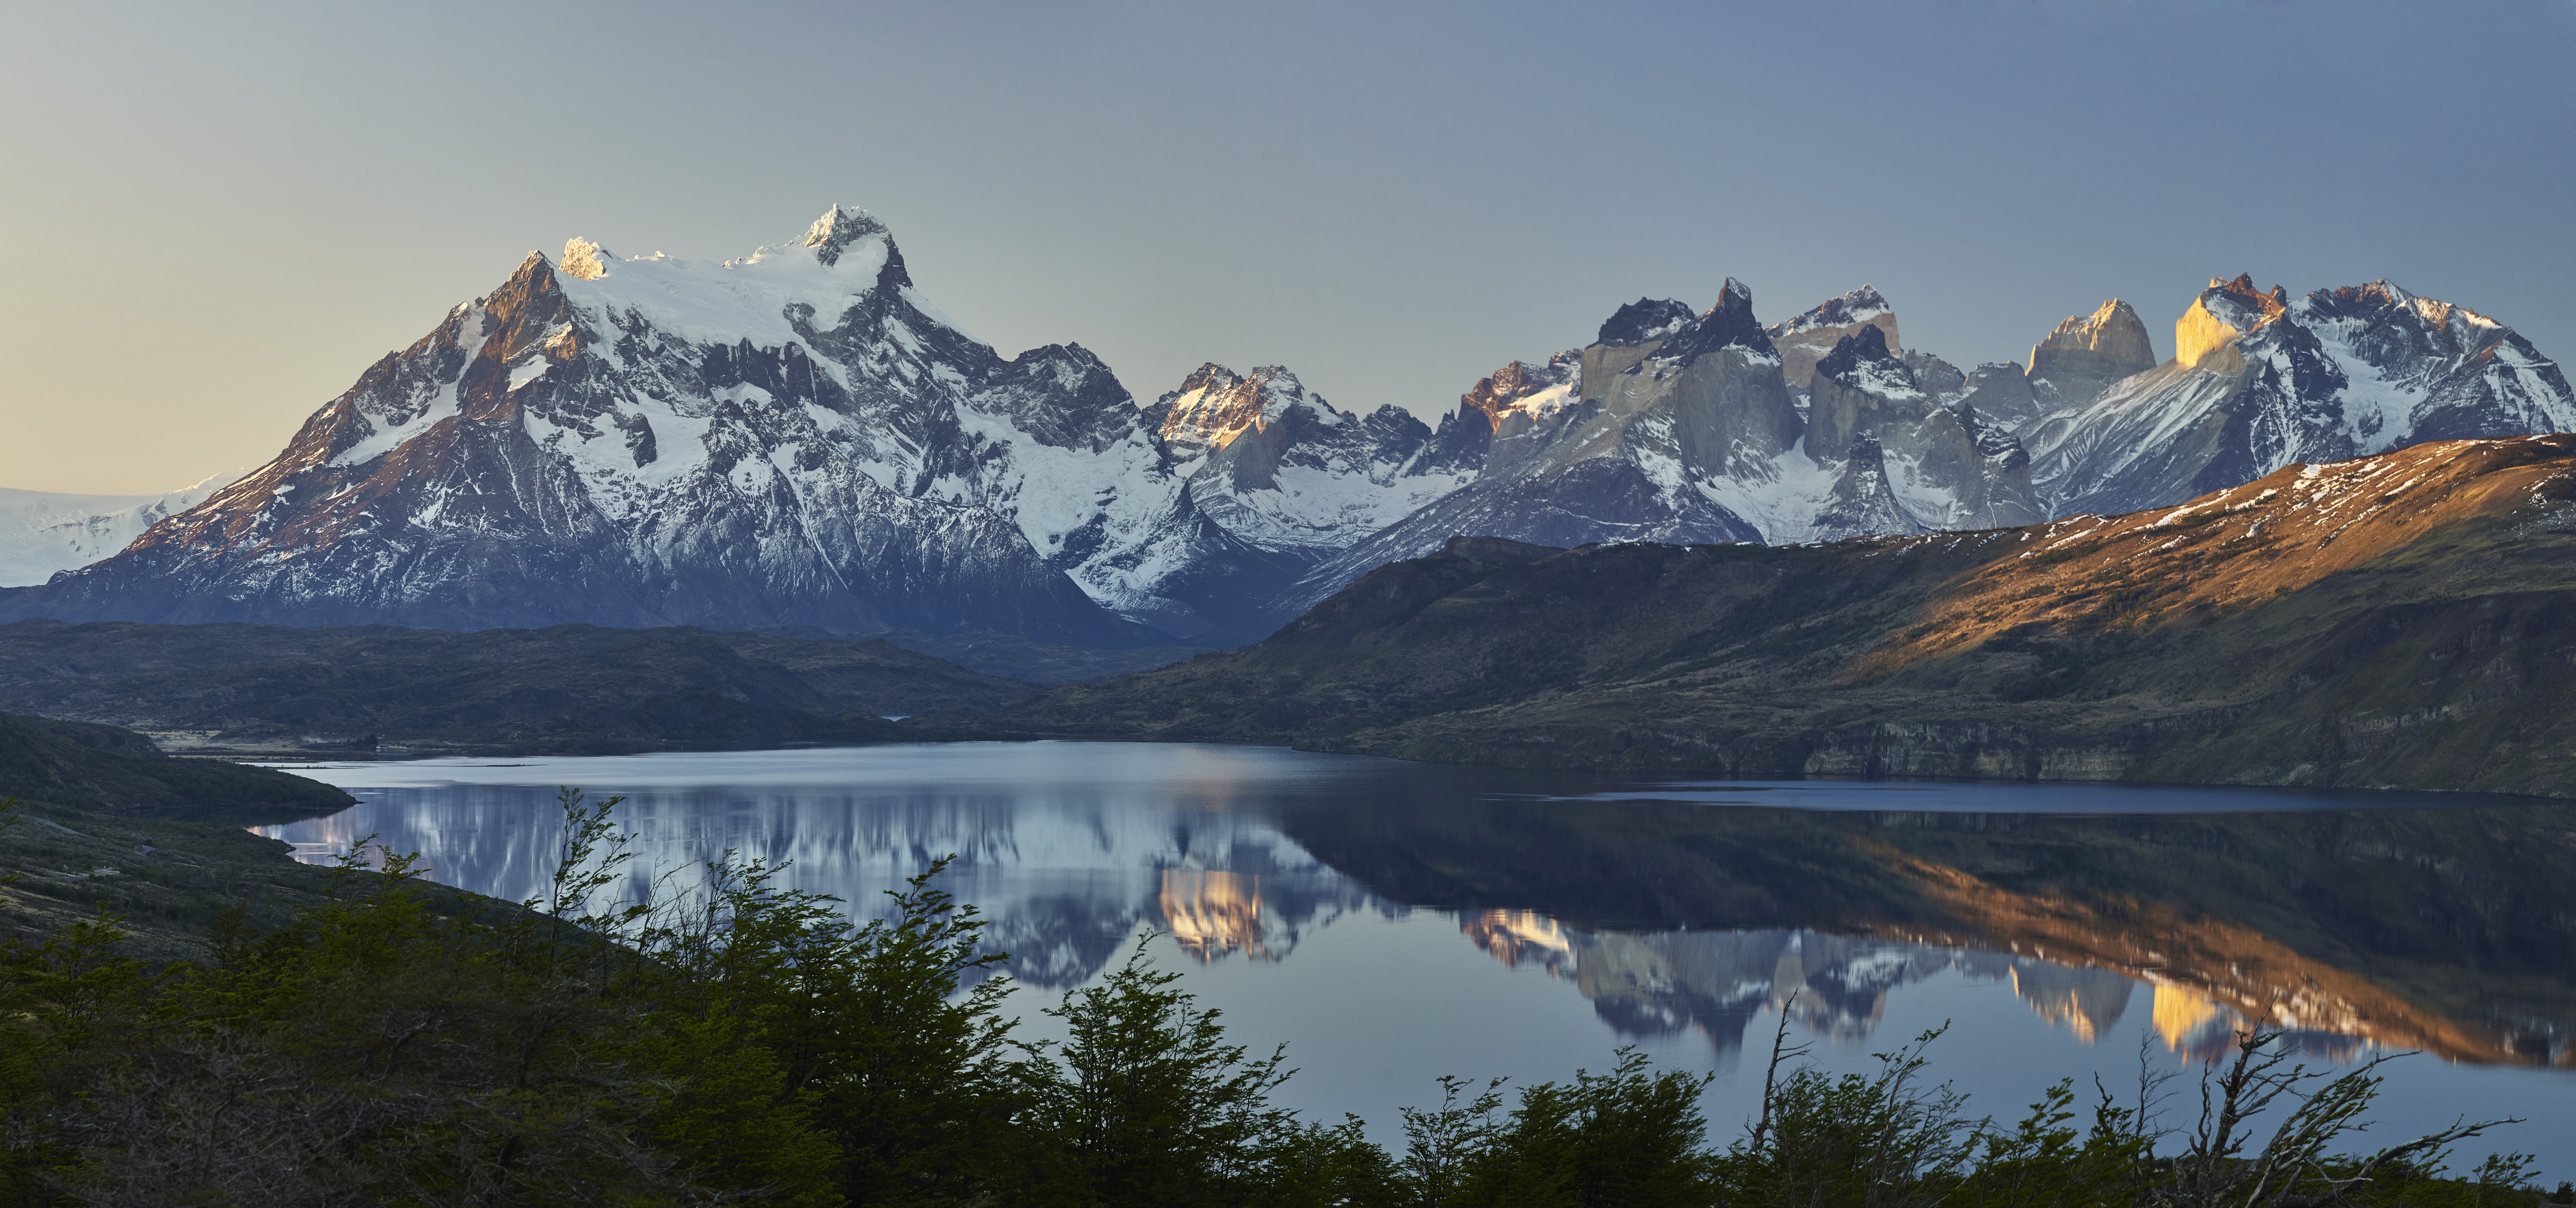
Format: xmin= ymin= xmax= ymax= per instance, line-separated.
xmin=0 ymin=793 xmax=2554 ymax=1207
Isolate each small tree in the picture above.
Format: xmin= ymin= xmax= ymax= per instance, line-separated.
xmin=1010 ymin=933 xmax=1306 ymax=1207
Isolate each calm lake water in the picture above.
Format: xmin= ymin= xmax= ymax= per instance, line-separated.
xmin=255 ymin=742 xmax=2575 ymax=1173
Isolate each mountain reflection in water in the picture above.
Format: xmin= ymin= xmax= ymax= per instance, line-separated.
xmin=254 ymin=743 xmax=2576 ymax=1167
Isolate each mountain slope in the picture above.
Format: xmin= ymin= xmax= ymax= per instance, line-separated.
xmin=0 ymin=619 xmax=1036 ymax=756
xmin=0 ymin=713 xmax=353 ymax=814
xmin=1271 ymin=285 xmax=2037 ymax=621
xmin=971 ymin=435 xmax=2576 ymax=797
xmin=0 ymin=468 xmax=246 ymax=587
xmin=0 ymin=210 xmax=1348 ymax=644
xmin=2024 ymin=277 xmax=2576 ymax=516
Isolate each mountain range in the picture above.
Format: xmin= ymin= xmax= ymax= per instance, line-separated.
xmin=963 ymin=433 xmax=2576 ymax=798
xmin=2 ymin=207 xmax=2567 ymax=648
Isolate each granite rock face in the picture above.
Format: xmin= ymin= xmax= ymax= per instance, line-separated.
xmin=2026 ymin=300 xmax=2158 ymax=409
xmin=1273 ymin=284 xmax=2041 ymax=618
xmin=1956 ymin=361 xmax=2042 ymax=429
xmin=1808 ymin=326 xmax=2041 ymax=533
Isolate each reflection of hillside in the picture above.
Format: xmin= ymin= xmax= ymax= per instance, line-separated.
xmin=267 ymin=771 xmax=2576 ymax=1069
xmin=261 ymin=785 xmax=1383 ymax=991
xmin=1874 ymin=854 xmax=2548 ymax=1066
xmin=1290 ymin=798 xmax=2576 ymax=1069
xmin=1461 ymin=913 xmax=2138 ymax=1055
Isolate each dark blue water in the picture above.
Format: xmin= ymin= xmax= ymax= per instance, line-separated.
xmin=256 ymin=743 xmax=2576 ymax=1174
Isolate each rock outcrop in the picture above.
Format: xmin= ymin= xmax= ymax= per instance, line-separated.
xmin=1956 ymin=361 xmax=2043 ymax=429
xmin=1807 ymin=326 xmax=2041 ymax=533
xmin=1766 ymin=285 xmax=1900 ymax=391
xmin=2027 ymin=300 xmax=2157 ymax=409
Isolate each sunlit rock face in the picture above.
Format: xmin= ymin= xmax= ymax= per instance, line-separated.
xmin=2021 ymin=274 xmax=2576 ymax=517
xmin=1765 ymin=285 xmax=1901 ymax=392
xmin=2026 ymin=299 xmax=2158 ymax=409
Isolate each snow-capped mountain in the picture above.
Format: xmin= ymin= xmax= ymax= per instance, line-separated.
xmin=1148 ymin=363 xmax=1470 ymax=560
xmin=1271 ymin=283 xmax=2040 ymax=616
xmin=2023 ymin=276 xmax=2576 ymax=516
xmin=0 ymin=209 xmax=1338 ymax=642
xmin=0 ymin=467 xmax=245 ymax=587
xmin=9 ymin=213 xmax=2566 ymax=652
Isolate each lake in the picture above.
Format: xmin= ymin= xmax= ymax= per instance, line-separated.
xmin=254 ymin=742 xmax=2576 ymax=1173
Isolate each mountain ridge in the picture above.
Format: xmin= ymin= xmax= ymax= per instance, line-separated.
xmin=959 ymin=434 xmax=2576 ymax=797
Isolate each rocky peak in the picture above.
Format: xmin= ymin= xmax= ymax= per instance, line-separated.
xmin=1653 ymin=278 xmax=1775 ymax=367
xmin=1765 ymin=284 xmax=1900 ymax=390
xmin=1903 ymin=349 xmax=1967 ymax=400
xmin=2026 ymin=299 xmax=2156 ymax=410
xmin=1155 ymin=364 xmax=1342 ymax=465
xmin=1766 ymin=285 xmax=1891 ymax=339
xmin=1815 ymin=324 xmax=1913 ymax=390
xmin=1956 ymin=361 xmax=2041 ymax=429
xmin=2177 ymin=275 xmax=2292 ymax=372
xmin=1459 ymin=354 xmax=1580 ymax=428
xmin=798 ymin=204 xmax=893 ymax=269
xmin=1597 ymin=298 xmax=1696 ymax=347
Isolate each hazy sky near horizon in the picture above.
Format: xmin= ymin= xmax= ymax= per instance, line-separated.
xmin=2 ymin=0 xmax=2570 ymax=493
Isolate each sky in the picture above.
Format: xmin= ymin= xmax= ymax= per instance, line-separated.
xmin=2 ymin=0 xmax=2570 ymax=494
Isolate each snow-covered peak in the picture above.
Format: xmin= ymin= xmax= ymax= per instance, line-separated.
xmin=1654 ymin=277 xmax=1777 ymax=366
xmin=1596 ymin=298 xmax=1695 ymax=347
xmin=797 ymin=204 xmax=892 ymax=268
xmin=543 ymin=208 xmax=949 ymax=355
xmin=1767 ymin=284 xmax=1890 ymax=339
xmin=0 ymin=466 xmax=251 ymax=587
xmin=2175 ymin=275 xmax=2291 ymax=371
xmin=1814 ymin=324 xmax=1921 ymax=399
xmin=2199 ymin=274 xmax=2291 ymax=334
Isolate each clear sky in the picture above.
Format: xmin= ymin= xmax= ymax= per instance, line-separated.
xmin=2 ymin=0 xmax=2569 ymax=494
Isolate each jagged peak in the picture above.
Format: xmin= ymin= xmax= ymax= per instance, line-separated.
xmin=2176 ymin=275 xmax=2291 ymax=371
xmin=1175 ymin=362 xmax=1244 ymax=396
xmin=799 ymin=204 xmax=892 ymax=268
xmin=1597 ymin=297 xmax=1695 ymax=347
xmin=2043 ymin=299 xmax=2141 ymax=340
xmin=2203 ymin=273 xmax=2289 ymax=320
xmin=1819 ymin=322 xmax=1899 ymax=373
xmin=1653 ymin=277 xmax=1775 ymax=366
xmin=1767 ymin=284 xmax=1891 ymax=338
xmin=561 ymin=237 xmax=614 ymax=281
